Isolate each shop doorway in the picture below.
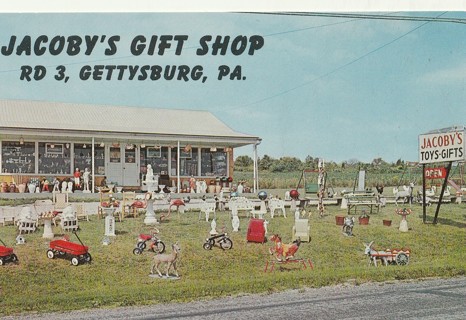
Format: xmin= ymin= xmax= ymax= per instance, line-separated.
xmin=106 ymin=146 xmax=139 ymax=186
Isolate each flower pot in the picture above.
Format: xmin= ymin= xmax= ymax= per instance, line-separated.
xmin=335 ymin=215 xmax=345 ymax=226
xmin=358 ymin=216 xmax=370 ymax=225
xmin=383 ymin=219 xmax=392 ymax=226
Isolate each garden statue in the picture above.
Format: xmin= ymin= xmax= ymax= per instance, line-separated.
xmin=342 ymin=216 xmax=355 ymax=236
xmin=263 ymin=220 xmax=269 ymax=235
xmin=53 ymin=178 xmax=60 ymax=192
xmin=144 ymin=164 xmax=158 ymax=193
xmin=83 ymin=168 xmax=91 ymax=192
xmin=61 ymin=180 xmax=68 ymax=193
xmin=189 ymin=176 xmax=196 ymax=193
xmin=146 ymin=164 xmax=154 ymax=180
xmin=232 ymin=215 xmax=240 ymax=232
xmin=210 ymin=219 xmax=218 ymax=235
xmin=237 ymin=182 xmax=244 ymax=194
xmin=74 ymin=168 xmax=81 ymax=189
xmin=150 ymin=242 xmax=181 ymax=278
xmin=396 ymin=208 xmax=412 ymax=232
xmin=67 ymin=180 xmax=73 ymax=193
xmin=294 ymin=208 xmax=300 ymax=220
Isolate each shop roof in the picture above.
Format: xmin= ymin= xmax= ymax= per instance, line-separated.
xmin=0 ymin=100 xmax=260 ymax=146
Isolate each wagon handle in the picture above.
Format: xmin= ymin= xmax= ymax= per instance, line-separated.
xmin=0 ymin=237 xmax=6 ymax=247
xmin=72 ymin=230 xmax=86 ymax=248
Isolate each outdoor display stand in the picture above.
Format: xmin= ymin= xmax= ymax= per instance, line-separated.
xmin=103 ymin=207 xmax=116 ymax=237
xmin=246 ymin=218 xmax=266 ymax=243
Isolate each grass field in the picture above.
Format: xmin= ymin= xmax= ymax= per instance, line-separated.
xmin=0 ymin=201 xmax=465 ymax=316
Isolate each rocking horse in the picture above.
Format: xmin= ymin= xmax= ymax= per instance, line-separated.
xmin=268 ymin=234 xmax=301 ymax=261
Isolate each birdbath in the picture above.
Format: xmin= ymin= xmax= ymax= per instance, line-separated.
xmin=395 ymin=208 xmax=412 ymax=232
xmin=42 ymin=216 xmax=54 ymax=239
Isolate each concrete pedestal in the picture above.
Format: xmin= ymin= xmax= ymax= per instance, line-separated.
xmin=103 ymin=208 xmax=116 ymax=236
xmin=144 ymin=199 xmax=159 ymax=225
xmin=42 ymin=218 xmax=54 ymax=239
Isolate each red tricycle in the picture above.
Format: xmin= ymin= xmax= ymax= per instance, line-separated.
xmin=0 ymin=237 xmax=18 ymax=265
xmin=133 ymin=228 xmax=166 ymax=255
xmin=47 ymin=232 xmax=91 ymax=266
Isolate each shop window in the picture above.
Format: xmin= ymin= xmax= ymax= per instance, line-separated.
xmin=201 ymin=148 xmax=228 ymax=177
xmin=74 ymin=144 xmax=105 ymax=175
xmin=170 ymin=147 xmax=199 ymax=176
xmin=1 ymin=141 xmax=35 ymax=174
xmin=38 ymin=142 xmax=71 ymax=174
xmin=140 ymin=146 xmax=169 ymax=176
xmin=109 ymin=147 xmax=121 ymax=163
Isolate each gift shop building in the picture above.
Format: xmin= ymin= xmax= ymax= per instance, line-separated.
xmin=0 ymin=100 xmax=261 ymax=192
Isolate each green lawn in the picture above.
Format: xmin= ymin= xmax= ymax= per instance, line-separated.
xmin=0 ymin=201 xmax=465 ymax=316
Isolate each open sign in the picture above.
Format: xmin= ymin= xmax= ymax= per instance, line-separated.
xmin=424 ymin=167 xmax=447 ymax=179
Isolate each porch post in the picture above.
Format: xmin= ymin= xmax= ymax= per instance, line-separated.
xmin=253 ymin=142 xmax=258 ymax=193
xmin=91 ymin=137 xmax=95 ymax=193
xmin=177 ymin=141 xmax=181 ymax=192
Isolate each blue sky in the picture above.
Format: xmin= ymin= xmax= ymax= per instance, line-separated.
xmin=0 ymin=11 xmax=465 ymax=163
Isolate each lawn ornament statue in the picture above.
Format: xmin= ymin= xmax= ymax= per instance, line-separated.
xmin=268 ymin=234 xmax=301 ymax=261
xmin=150 ymin=242 xmax=181 ymax=278
xmin=363 ymin=241 xmax=410 ymax=266
xmin=395 ymin=208 xmax=412 ymax=232
xmin=342 ymin=216 xmax=355 ymax=236
xmin=393 ymin=182 xmax=414 ymax=206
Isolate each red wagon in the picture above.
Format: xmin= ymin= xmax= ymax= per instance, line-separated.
xmin=47 ymin=232 xmax=91 ymax=266
xmin=0 ymin=238 xmax=18 ymax=265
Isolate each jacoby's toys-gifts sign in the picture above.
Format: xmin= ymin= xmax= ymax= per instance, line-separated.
xmin=419 ymin=130 xmax=465 ymax=164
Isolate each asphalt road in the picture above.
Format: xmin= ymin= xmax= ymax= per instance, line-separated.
xmin=3 ymin=277 xmax=466 ymax=320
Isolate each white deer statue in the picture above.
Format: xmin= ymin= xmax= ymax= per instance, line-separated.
xmin=393 ymin=182 xmax=414 ymax=206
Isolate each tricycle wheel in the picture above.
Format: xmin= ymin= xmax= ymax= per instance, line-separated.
xmin=11 ymin=254 xmax=18 ymax=262
xmin=47 ymin=249 xmax=55 ymax=259
xmin=137 ymin=241 xmax=146 ymax=250
xmin=203 ymin=242 xmax=212 ymax=250
xmin=84 ymin=253 xmax=92 ymax=263
xmin=0 ymin=258 xmax=3 ymax=266
xmin=396 ymin=252 xmax=409 ymax=266
xmin=220 ymin=238 xmax=233 ymax=250
xmin=155 ymin=241 xmax=165 ymax=254
xmin=133 ymin=247 xmax=142 ymax=255
xmin=71 ymin=257 xmax=80 ymax=266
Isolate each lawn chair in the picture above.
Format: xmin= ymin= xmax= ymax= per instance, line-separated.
xmin=75 ymin=202 xmax=89 ymax=222
xmin=122 ymin=191 xmax=136 ymax=219
xmin=269 ymin=198 xmax=286 ymax=218
xmin=292 ymin=219 xmax=310 ymax=242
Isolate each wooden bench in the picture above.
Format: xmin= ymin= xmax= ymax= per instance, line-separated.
xmin=346 ymin=194 xmax=379 ymax=215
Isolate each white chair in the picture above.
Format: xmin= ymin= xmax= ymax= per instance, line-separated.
xmin=1 ymin=207 xmax=17 ymax=226
xmin=199 ymin=201 xmax=216 ymax=222
xmin=60 ymin=205 xmax=78 ymax=232
xmin=292 ymin=219 xmax=310 ymax=242
xmin=269 ymin=198 xmax=286 ymax=218
xmin=16 ymin=206 xmax=39 ymax=234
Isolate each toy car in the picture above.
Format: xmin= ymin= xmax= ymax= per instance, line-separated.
xmin=0 ymin=237 xmax=18 ymax=265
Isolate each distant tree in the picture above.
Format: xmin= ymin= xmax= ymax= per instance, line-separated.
xmin=258 ymin=154 xmax=275 ymax=170
xmin=270 ymin=156 xmax=303 ymax=172
xmin=234 ymin=155 xmax=253 ymax=168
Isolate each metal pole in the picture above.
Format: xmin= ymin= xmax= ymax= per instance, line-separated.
xmin=177 ymin=141 xmax=180 ymax=193
xmin=433 ymin=161 xmax=452 ymax=224
xmin=422 ymin=164 xmax=426 ymax=223
xmin=252 ymin=143 xmax=257 ymax=193
xmin=91 ymin=137 xmax=95 ymax=193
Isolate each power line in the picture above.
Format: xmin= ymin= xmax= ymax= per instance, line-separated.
xmin=235 ymin=12 xmax=448 ymax=108
xmin=245 ymin=12 xmax=466 ymax=25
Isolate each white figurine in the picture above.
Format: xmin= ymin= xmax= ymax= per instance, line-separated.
xmin=83 ymin=168 xmax=91 ymax=192
xmin=61 ymin=180 xmax=68 ymax=193
xmin=232 ymin=215 xmax=240 ymax=232
xmin=146 ymin=164 xmax=154 ymax=181
xmin=210 ymin=219 xmax=218 ymax=235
